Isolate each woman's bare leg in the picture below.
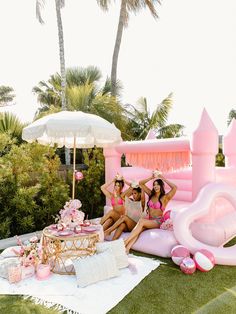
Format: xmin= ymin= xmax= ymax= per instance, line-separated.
xmin=126 ymin=235 xmax=140 ymax=254
xmin=124 ymin=218 xmax=159 ymax=247
xmin=105 ymin=216 xmax=126 ymax=236
xmin=102 ymin=218 xmax=114 ymax=231
xmin=102 ymin=210 xmax=121 ymax=231
xmin=100 ymin=210 xmax=114 ymax=225
xmin=105 ymin=215 xmax=136 ymax=238
xmin=112 ymin=223 xmax=128 ymax=240
xmin=123 ymin=216 xmax=136 ymax=232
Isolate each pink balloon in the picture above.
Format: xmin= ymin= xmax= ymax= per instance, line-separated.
xmin=171 ymin=245 xmax=191 ymax=265
xmin=180 ymin=257 xmax=196 ymax=275
xmin=75 ymin=171 xmax=83 ymax=181
xmin=193 ymin=249 xmax=215 ymax=272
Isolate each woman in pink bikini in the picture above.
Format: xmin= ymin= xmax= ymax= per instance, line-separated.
xmin=104 ymin=186 xmax=145 ymax=240
xmin=100 ymin=175 xmax=131 ymax=231
xmin=124 ymin=170 xmax=177 ymax=253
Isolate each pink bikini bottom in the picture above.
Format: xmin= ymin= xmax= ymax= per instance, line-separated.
xmin=149 ymin=210 xmax=171 ymax=225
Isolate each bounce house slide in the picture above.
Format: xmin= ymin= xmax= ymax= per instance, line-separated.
xmin=174 ymin=183 xmax=236 ymax=266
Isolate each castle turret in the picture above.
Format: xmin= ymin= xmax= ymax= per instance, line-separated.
xmin=191 ymin=109 xmax=218 ymax=200
xmin=223 ymin=118 xmax=236 ymax=168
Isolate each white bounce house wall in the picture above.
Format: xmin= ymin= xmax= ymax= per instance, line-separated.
xmin=103 ymin=109 xmax=236 ymax=265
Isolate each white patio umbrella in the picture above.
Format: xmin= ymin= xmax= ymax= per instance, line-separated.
xmin=22 ymin=111 xmax=122 ymax=199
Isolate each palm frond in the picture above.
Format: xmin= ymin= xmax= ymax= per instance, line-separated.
xmin=36 ymin=0 xmax=45 ymax=24
xmin=96 ymin=0 xmax=112 ymax=11
xmin=156 ymin=123 xmax=185 ymax=139
xmin=66 ymin=84 xmax=95 ymax=112
xmin=0 ymin=112 xmax=26 ymax=143
xmin=227 ymin=109 xmax=236 ymax=126
xmin=126 ymin=0 xmax=160 ymax=18
xmin=0 ymin=86 xmax=15 ymax=106
xmin=101 ymin=77 xmax=123 ymax=97
xmin=34 ymin=105 xmax=61 ymax=121
xmin=150 ymin=92 xmax=173 ymax=128
xmin=66 ymin=66 xmax=102 ymax=88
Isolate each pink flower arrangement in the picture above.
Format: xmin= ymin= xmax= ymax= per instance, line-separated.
xmin=58 ymin=199 xmax=85 ymax=227
xmin=160 ymin=218 xmax=174 ymax=231
xmin=15 ymin=236 xmax=42 ymax=267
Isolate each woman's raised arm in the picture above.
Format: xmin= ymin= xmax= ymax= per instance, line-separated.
xmin=100 ymin=179 xmax=115 ymax=199
xmin=159 ymin=173 xmax=177 ymax=201
xmin=139 ymin=176 xmax=154 ymax=196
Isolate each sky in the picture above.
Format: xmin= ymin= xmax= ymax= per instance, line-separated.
xmin=1 ymin=0 xmax=236 ymax=135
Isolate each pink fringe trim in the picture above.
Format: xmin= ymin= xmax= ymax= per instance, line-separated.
xmin=126 ymin=151 xmax=191 ymax=172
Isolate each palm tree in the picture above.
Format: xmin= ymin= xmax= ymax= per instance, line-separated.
xmin=33 ymin=66 xmax=129 ymax=139
xmin=227 ymin=109 xmax=236 ymax=126
xmin=0 ymin=86 xmax=15 ymax=107
xmin=36 ymin=1 xmax=66 ymax=110
xmin=36 ymin=0 xmax=69 ymax=163
xmin=97 ymin=0 xmax=161 ymax=96
xmin=125 ymin=93 xmax=184 ymax=139
xmin=0 ymin=112 xmax=26 ymax=143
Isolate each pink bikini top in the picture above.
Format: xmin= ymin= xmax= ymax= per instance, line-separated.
xmin=148 ymin=199 xmax=165 ymax=212
xmin=111 ymin=196 xmax=124 ymax=206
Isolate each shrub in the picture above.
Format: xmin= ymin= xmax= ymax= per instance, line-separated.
xmin=0 ymin=142 xmax=69 ymax=239
xmin=76 ymin=148 xmax=105 ymax=219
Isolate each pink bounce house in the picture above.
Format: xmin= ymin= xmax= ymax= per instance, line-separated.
xmin=103 ymin=109 xmax=236 ymax=266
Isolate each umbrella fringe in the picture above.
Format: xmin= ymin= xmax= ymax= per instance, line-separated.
xmin=24 ymin=295 xmax=81 ymax=314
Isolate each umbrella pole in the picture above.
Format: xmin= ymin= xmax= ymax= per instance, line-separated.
xmin=72 ymin=136 xmax=76 ymax=199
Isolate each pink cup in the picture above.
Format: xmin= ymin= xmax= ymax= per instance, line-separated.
xmin=21 ymin=265 xmax=35 ymax=280
xmin=36 ymin=264 xmax=51 ymax=280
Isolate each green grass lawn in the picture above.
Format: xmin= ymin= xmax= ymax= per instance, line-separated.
xmin=1 ymin=249 xmax=236 ymax=314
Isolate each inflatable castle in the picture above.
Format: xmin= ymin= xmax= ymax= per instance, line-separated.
xmin=103 ymin=109 xmax=236 ymax=266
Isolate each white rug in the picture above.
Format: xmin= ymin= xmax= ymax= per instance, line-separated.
xmin=0 ymin=254 xmax=160 ymax=314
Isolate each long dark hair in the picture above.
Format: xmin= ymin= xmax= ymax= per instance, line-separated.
xmin=114 ymin=179 xmax=124 ymax=190
xmin=147 ymin=179 xmax=165 ymax=209
xmin=133 ymin=186 xmax=141 ymax=194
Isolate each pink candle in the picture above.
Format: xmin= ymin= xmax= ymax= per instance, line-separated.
xmin=36 ymin=264 xmax=51 ymax=280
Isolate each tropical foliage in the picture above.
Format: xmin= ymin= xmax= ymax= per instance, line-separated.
xmin=125 ymin=93 xmax=184 ymax=139
xmin=0 ymin=141 xmax=69 ymax=238
xmin=0 ymin=86 xmax=15 ymax=107
xmin=33 ymin=66 xmax=129 ymax=139
xmin=156 ymin=124 xmax=185 ymax=139
xmin=0 ymin=112 xmax=26 ymax=144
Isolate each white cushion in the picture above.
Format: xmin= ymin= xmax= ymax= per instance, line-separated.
xmin=0 ymin=246 xmax=21 ymax=258
xmin=0 ymin=257 xmax=21 ymax=279
xmin=95 ymin=239 xmax=128 ymax=269
xmin=73 ymin=250 xmax=119 ymax=287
